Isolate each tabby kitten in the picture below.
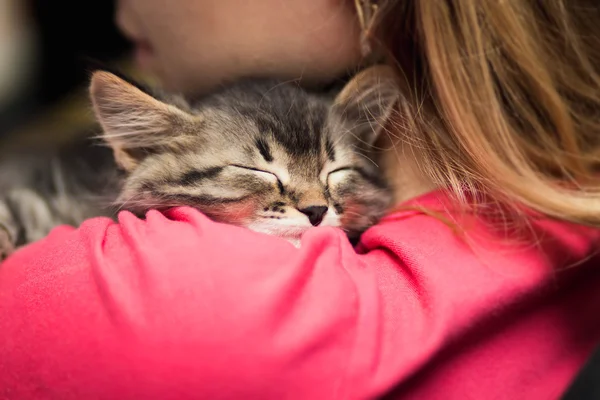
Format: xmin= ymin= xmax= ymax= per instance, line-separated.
xmin=0 ymin=65 xmax=399 ymax=258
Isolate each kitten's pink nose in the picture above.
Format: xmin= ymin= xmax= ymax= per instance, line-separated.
xmin=299 ymin=206 xmax=328 ymax=226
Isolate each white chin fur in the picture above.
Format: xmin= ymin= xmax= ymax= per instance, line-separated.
xmin=286 ymin=238 xmax=302 ymax=248
xmin=245 ymin=210 xmax=341 ymax=247
xmin=320 ymin=210 xmax=341 ymax=228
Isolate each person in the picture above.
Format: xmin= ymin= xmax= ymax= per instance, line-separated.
xmin=1 ymin=0 xmax=599 ymax=398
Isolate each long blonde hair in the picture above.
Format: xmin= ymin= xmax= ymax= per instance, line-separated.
xmin=372 ymin=0 xmax=600 ymax=226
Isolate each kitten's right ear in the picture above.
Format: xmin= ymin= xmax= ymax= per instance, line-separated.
xmin=333 ymin=65 xmax=401 ymax=147
xmin=90 ymin=71 xmax=196 ymax=171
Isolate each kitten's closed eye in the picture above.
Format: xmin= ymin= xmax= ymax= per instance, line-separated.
xmin=327 ymin=167 xmax=353 ymax=186
xmin=327 ymin=166 xmax=387 ymax=189
xmin=229 ymin=165 xmax=284 ymax=194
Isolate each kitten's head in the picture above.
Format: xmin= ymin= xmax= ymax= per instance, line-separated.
xmin=89 ymin=66 xmax=399 ymax=242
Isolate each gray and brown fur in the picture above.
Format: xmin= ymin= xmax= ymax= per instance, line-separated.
xmin=0 ymin=65 xmax=399 ymax=258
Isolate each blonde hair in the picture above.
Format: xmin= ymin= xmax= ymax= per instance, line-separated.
xmin=371 ymin=0 xmax=600 ymax=227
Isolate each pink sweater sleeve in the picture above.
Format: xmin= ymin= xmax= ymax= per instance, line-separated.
xmin=1 ymin=197 xmax=600 ymax=400
xmin=0 ymin=207 xmax=381 ymax=399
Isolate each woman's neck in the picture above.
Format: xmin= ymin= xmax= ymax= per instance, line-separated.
xmin=377 ymin=134 xmax=439 ymax=206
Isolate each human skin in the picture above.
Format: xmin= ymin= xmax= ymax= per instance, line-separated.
xmin=116 ymin=0 xmax=363 ymax=94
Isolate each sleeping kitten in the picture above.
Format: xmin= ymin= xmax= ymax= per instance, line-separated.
xmin=0 ymin=65 xmax=399 ymax=258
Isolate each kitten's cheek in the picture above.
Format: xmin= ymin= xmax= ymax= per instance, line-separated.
xmin=205 ymin=200 xmax=258 ymax=225
xmin=327 ymin=186 xmax=347 ymax=212
xmin=338 ymin=201 xmax=368 ymax=231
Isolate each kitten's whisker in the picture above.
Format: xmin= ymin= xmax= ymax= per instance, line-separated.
xmin=113 ymin=191 xmax=144 ymax=213
xmin=350 ymin=145 xmax=379 ymax=167
xmin=342 ymin=210 xmax=364 ymax=218
xmin=258 ymin=78 xmax=302 ymax=108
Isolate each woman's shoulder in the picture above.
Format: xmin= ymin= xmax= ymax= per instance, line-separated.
xmin=361 ymin=189 xmax=600 ymax=269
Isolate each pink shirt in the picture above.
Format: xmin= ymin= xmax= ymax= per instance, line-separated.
xmin=1 ymin=190 xmax=599 ymax=399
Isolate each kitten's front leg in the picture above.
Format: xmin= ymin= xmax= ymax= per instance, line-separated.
xmin=0 ymin=200 xmax=18 ymax=261
xmin=0 ymin=188 xmax=65 ymax=261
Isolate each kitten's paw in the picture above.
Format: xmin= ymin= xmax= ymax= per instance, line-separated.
xmin=0 ymin=225 xmax=15 ymax=261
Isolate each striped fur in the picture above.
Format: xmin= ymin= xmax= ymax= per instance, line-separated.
xmin=0 ymin=66 xmax=398 ymax=256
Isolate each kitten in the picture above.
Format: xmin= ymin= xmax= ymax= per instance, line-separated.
xmin=0 ymin=65 xmax=399 ymax=258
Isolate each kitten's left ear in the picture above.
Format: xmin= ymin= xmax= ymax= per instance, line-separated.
xmin=333 ymin=65 xmax=401 ymax=147
xmin=89 ymin=71 xmax=197 ymax=171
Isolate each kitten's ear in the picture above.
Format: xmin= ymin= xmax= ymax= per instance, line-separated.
xmin=333 ymin=65 xmax=400 ymax=147
xmin=89 ymin=71 xmax=196 ymax=170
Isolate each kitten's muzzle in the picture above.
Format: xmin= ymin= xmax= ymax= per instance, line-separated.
xmin=299 ymin=206 xmax=328 ymax=226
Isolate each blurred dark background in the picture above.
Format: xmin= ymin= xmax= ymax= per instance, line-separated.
xmin=0 ymin=0 xmax=132 ymax=148
xmin=29 ymin=0 xmax=129 ymax=106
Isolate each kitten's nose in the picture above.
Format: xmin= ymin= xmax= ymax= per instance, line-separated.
xmin=299 ymin=206 xmax=328 ymax=226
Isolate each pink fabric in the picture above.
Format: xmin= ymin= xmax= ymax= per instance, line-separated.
xmin=1 ymin=190 xmax=600 ymax=399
